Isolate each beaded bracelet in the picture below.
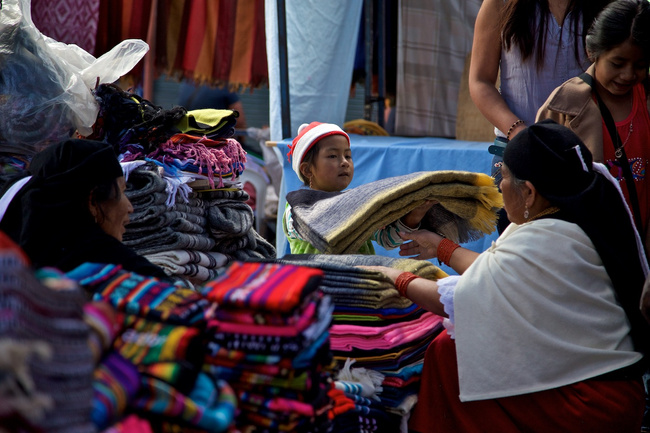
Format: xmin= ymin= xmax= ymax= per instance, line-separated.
xmin=437 ymin=238 xmax=461 ymax=266
xmin=506 ymin=119 xmax=525 ymax=140
xmin=395 ymin=272 xmax=421 ymax=297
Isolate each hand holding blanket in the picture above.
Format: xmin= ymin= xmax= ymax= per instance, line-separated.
xmin=286 ymin=171 xmax=503 ymax=254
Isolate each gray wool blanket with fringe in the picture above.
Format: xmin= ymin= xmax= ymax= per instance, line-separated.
xmin=286 ymin=170 xmax=503 ymax=254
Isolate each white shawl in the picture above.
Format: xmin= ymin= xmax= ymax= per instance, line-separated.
xmin=454 ymin=218 xmax=642 ymax=401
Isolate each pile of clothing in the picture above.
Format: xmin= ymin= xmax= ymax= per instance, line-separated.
xmin=280 ymin=254 xmax=447 ymax=432
xmin=201 ymin=261 xmax=336 ymax=432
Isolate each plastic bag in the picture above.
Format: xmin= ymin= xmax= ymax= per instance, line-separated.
xmin=0 ymin=0 xmax=149 ymax=156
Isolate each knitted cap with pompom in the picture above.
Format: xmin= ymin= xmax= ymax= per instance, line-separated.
xmin=287 ymin=122 xmax=350 ymax=182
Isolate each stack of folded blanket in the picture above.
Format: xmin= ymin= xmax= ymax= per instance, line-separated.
xmin=123 ymin=165 xmax=275 ymax=287
xmin=92 ymin=84 xmax=276 ymax=287
xmin=67 ymin=262 xmax=238 ymax=432
xmin=201 ymin=261 xmax=335 ymax=432
xmin=279 ymin=254 xmax=447 ymax=432
xmin=286 ymin=170 xmax=502 ymax=254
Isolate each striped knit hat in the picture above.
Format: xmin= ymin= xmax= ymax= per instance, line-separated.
xmin=287 ymin=122 xmax=350 ymax=182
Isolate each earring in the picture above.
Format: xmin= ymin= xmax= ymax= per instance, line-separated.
xmin=523 ymin=206 xmax=529 ymax=220
xmin=309 ymin=176 xmax=313 ymax=189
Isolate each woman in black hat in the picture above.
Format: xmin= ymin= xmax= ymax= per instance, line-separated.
xmin=0 ymin=139 xmax=168 ymax=280
xmin=362 ymin=120 xmax=649 ymax=432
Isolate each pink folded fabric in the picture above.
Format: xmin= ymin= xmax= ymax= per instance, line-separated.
xmin=329 ymin=312 xmax=443 ymax=351
xmin=208 ymin=301 xmax=317 ymax=337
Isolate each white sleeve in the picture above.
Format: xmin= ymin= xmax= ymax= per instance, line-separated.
xmin=437 ymin=275 xmax=461 ymax=339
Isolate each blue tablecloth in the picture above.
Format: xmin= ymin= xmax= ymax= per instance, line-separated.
xmin=274 ymin=135 xmax=499 ymax=273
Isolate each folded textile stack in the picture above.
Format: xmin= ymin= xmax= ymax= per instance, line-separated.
xmin=112 ymin=314 xmax=237 ymax=433
xmin=124 ymin=166 xmax=216 ymax=257
xmin=67 ymin=262 xmax=238 ymax=432
xmin=329 ymin=378 xmax=398 ymax=433
xmin=201 ymin=261 xmax=335 ymax=432
xmin=201 ymin=188 xmax=277 ymax=261
xmin=286 ymin=170 xmax=503 ymax=254
xmin=279 ymin=254 xmax=447 ymax=431
xmin=122 ymin=164 xmax=275 ymax=287
xmin=0 ymin=238 xmax=95 ymax=433
xmin=91 ymin=84 xmax=276 ymax=284
xmin=67 ymin=262 xmax=214 ymax=325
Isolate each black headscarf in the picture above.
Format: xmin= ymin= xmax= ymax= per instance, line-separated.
xmin=0 ymin=139 xmax=168 ymax=280
xmin=504 ymin=119 xmax=650 ymax=358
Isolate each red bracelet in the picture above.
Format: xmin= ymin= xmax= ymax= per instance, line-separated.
xmin=395 ymin=272 xmax=421 ymax=297
xmin=437 ymin=238 xmax=460 ymax=265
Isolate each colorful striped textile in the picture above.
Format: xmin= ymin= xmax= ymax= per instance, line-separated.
xmin=67 ymin=263 xmax=213 ymax=325
xmin=202 ymin=261 xmax=324 ymax=313
xmin=91 ymin=352 xmax=140 ymax=430
xmin=95 ymin=0 xmax=268 ymax=89
xmin=133 ymin=372 xmax=236 ymax=432
xmin=154 ymin=0 xmax=268 ymax=88
xmin=114 ymin=315 xmax=204 ymax=367
xmin=148 ymin=134 xmax=246 ymax=188
xmin=286 ymin=170 xmax=503 ymax=254
xmin=278 ymin=254 xmax=446 ymax=428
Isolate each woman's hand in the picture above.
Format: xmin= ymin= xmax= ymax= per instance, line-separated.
xmin=399 ymin=230 xmax=444 ymax=260
xmin=357 ymin=265 xmax=402 ymax=283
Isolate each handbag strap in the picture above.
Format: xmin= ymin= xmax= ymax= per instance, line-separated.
xmin=580 ymin=72 xmax=644 ymax=235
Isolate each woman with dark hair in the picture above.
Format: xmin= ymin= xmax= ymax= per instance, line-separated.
xmin=364 ymin=120 xmax=649 ymax=432
xmin=469 ymin=0 xmax=610 ymax=232
xmin=0 ymin=139 xmax=168 ymax=279
xmin=537 ymin=0 xmax=650 ymax=249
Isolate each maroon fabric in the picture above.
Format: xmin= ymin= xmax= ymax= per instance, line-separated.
xmin=249 ymin=0 xmax=268 ymax=88
xmin=213 ymin=1 xmax=236 ymax=82
xmin=31 ymin=0 xmax=100 ymax=53
xmin=409 ymin=332 xmax=644 ymax=433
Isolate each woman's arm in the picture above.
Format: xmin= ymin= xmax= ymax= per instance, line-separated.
xmin=398 ymin=230 xmax=479 ymax=274
xmin=358 ymin=265 xmax=447 ymax=317
xmin=469 ymin=0 xmax=526 ymax=139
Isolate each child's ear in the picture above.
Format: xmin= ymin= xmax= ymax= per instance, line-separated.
xmin=299 ymin=162 xmax=311 ymax=180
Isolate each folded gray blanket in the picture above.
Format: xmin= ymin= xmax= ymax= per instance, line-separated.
xmin=286 ymin=171 xmax=502 ymax=254
xmin=207 ymin=200 xmax=254 ymax=239
xmin=125 ymin=168 xmax=167 ymax=200
xmin=123 ymin=227 xmax=216 ymax=255
xmin=145 ymin=249 xmax=229 ymax=268
xmin=128 ymin=203 xmax=169 ymax=225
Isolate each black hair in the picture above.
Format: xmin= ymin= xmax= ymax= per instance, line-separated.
xmin=500 ymin=0 xmax=611 ymax=68
xmin=88 ymin=177 xmax=122 ymax=223
xmin=298 ymin=141 xmax=325 ymax=187
xmin=586 ymin=0 xmax=650 ymax=60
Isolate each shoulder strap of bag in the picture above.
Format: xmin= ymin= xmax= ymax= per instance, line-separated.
xmin=579 ymin=72 xmax=644 ymax=235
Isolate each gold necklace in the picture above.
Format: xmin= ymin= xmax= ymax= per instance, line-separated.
xmin=527 ymin=206 xmax=560 ymax=222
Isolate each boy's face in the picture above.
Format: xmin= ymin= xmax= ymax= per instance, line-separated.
xmin=304 ymin=135 xmax=353 ymax=192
